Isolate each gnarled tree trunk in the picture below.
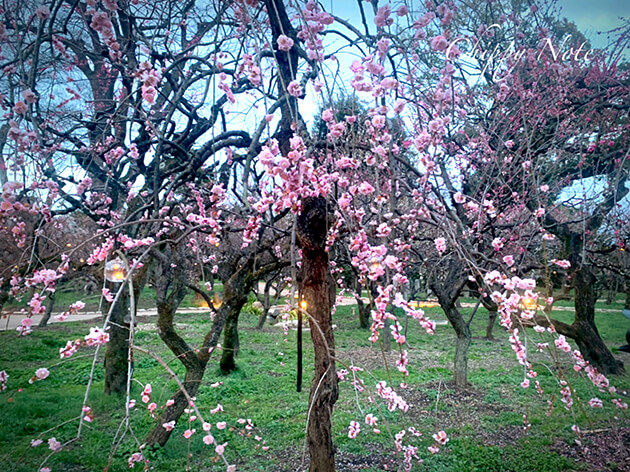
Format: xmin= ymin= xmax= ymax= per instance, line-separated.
xmin=440 ymin=302 xmax=471 ymax=388
xmin=430 ymin=264 xmax=471 ymax=389
xmin=145 ymin=250 xmax=266 ymax=446
xmin=356 ymin=297 xmax=371 ymax=329
xmin=485 ymin=310 xmax=497 ymax=340
xmin=535 ymin=259 xmax=624 ymax=375
xmin=219 ymin=291 xmax=248 ymax=373
xmin=144 ymin=292 xmax=246 ymax=446
xmin=297 ymin=196 xmax=338 ymax=472
xmin=38 ymin=290 xmax=55 ymax=328
xmin=571 ymin=263 xmax=624 ymax=374
xmin=104 ymin=281 xmax=130 ymax=395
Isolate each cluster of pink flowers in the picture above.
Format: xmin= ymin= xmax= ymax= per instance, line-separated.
xmin=559 ymin=381 xmax=573 ymax=410
xmin=434 ymin=237 xmax=447 ymax=254
xmin=17 ymin=317 xmax=34 ymax=336
xmin=376 ymin=381 xmax=408 ymax=412
xmin=348 ymin=420 xmax=360 ymax=438
xmin=118 ymin=234 xmax=155 ymax=249
xmin=48 ymin=437 xmax=61 ymax=452
xmin=27 ymin=269 xmax=60 ymax=292
xmin=550 ymin=259 xmax=571 ymax=269
xmin=287 ymin=80 xmax=303 ymax=97
xmin=86 ymin=238 xmax=114 ymax=265
xmin=141 ymin=383 xmax=152 ymax=403
xmin=76 ymin=177 xmax=92 ymax=195
xmin=89 ymin=10 xmax=120 ymax=60
xmin=82 ymin=405 xmax=94 ymax=423
xmin=135 ymin=62 xmax=161 ymax=105
xmin=0 ymin=370 xmax=8 ymax=391
xmin=127 ymin=451 xmax=144 ymax=468
xmin=392 ymin=293 xmax=436 ymax=334
xmin=297 ymin=0 xmax=333 ymax=61
xmin=59 ymin=339 xmax=82 ymax=358
xmin=426 ymin=430 xmax=449 ymax=454
xmin=554 ymin=335 xmax=572 ymax=354
xmin=12 ymin=89 xmax=38 ymax=115
xmin=59 ymin=325 xmax=111 ymax=358
xmin=374 ymin=5 xmax=393 ymax=27
xmin=364 ymin=414 xmax=380 ymax=433
xmin=276 ymin=34 xmax=294 ymax=51
xmin=84 ymin=326 xmax=110 ymax=346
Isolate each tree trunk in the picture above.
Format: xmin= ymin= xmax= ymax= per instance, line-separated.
xmin=38 ymin=290 xmax=55 ymax=327
xmin=538 ymin=262 xmax=625 ymax=375
xmin=144 ymin=360 xmax=205 ymax=447
xmin=605 ymin=276 xmax=618 ymax=305
xmin=442 ymin=302 xmax=471 ymax=389
xmin=454 ymin=327 xmax=471 ymax=387
xmin=104 ymin=282 xmax=130 ymax=395
xmin=0 ymin=290 xmax=8 ymax=322
xmin=220 ymin=308 xmax=241 ymax=373
xmin=625 ymin=280 xmax=630 ymax=310
xmin=571 ymin=264 xmax=624 ymax=374
xmin=256 ymin=307 xmax=268 ymax=330
xmin=382 ymin=315 xmax=391 ymax=352
xmin=256 ymin=279 xmax=272 ymax=329
xmin=485 ymin=310 xmax=497 ymax=340
xmin=144 ymin=258 xmax=252 ymax=447
xmin=356 ymin=297 xmax=371 ymax=329
xmin=431 ymin=278 xmax=471 ymax=388
xmin=297 ymin=196 xmax=338 ymax=472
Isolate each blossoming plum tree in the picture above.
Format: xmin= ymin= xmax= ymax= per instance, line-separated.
xmin=1 ymin=0 xmax=628 ymax=470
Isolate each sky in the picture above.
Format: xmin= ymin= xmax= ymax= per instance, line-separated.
xmin=554 ymin=0 xmax=628 ymax=51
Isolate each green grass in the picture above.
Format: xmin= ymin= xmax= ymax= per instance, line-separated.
xmin=0 ymin=301 xmax=628 ymax=471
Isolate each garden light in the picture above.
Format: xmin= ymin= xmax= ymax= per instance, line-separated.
xmin=520 ymin=296 xmax=538 ymax=311
xmin=104 ymin=258 xmax=129 ymax=283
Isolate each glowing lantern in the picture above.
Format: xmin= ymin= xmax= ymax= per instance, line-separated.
xmin=370 ymin=258 xmax=382 ymax=271
xmin=519 ymin=296 xmax=538 ymax=311
xmin=300 ymin=300 xmax=308 ymax=310
xmin=104 ymin=258 xmax=128 ymax=283
xmin=212 ymin=292 xmax=223 ymax=309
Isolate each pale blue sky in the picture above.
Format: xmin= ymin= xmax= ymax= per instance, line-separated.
xmin=552 ymin=0 xmax=627 ymax=50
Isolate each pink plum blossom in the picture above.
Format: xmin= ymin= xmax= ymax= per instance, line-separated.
xmin=287 ymin=81 xmax=303 ymax=97
xmin=277 ymin=34 xmax=294 ymax=51
xmin=13 ymin=101 xmax=27 ymax=114
xmin=430 ymin=35 xmax=449 ymax=51
xmin=215 ymin=442 xmax=227 ymax=455
xmin=33 ymin=367 xmax=50 ymax=382
xmin=434 ymin=237 xmax=447 ymax=254
xmin=551 ymin=259 xmax=571 ymax=269
xmin=84 ymin=327 xmax=109 ymax=346
xmin=48 ymin=437 xmax=61 ymax=452
xmin=396 ymin=5 xmax=409 ymax=16
xmin=348 ymin=420 xmax=360 ymax=438
xmin=433 ymin=430 xmax=449 ymax=445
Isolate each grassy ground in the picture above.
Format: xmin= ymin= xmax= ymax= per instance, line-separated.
xmin=0 ymin=299 xmax=628 ymax=471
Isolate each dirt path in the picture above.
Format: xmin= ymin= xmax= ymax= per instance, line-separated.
xmin=2 ymin=299 xmax=624 ymax=332
xmin=0 ymin=307 xmax=210 ymax=332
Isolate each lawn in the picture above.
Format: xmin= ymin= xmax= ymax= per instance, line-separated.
xmin=0 ymin=299 xmax=628 ymax=471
